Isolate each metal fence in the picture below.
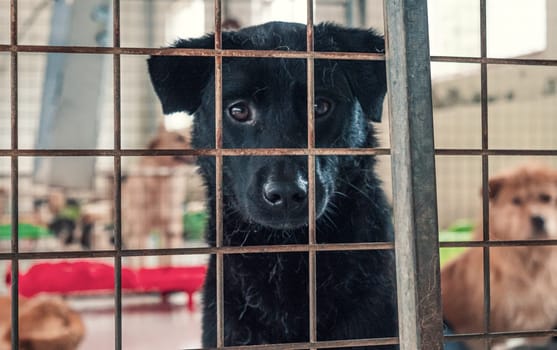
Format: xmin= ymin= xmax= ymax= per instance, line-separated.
xmin=1 ymin=0 xmax=557 ymax=349
xmin=434 ymin=0 xmax=557 ymax=349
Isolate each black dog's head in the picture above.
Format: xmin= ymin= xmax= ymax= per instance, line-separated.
xmin=148 ymin=22 xmax=386 ymax=231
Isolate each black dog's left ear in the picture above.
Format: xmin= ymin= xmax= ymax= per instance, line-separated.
xmin=317 ymin=24 xmax=387 ymax=122
xmin=147 ymin=35 xmax=215 ymax=115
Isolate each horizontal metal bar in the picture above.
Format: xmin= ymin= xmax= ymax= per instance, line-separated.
xmin=435 ymin=149 xmax=557 ymax=156
xmin=440 ymin=239 xmax=557 ymax=248
xmin=0 ymin=242 xmax=394 ymax=261
xmin=188 ymin=336 xmax=398 ymax=350
xmin=431 ymin=55 xmax=557 ymax=66
xmin=5 ymin=44 xmax=557 ymax=66
xmin=444 ymin=328 xmax=557 ymax=342
xmin=5 ymin=238 xmax=555 ymax=260
xmin=0 ymin=148 xmax=392 ymax=157
xmin=2 ymin=148 xmax=557 ymax=157
xmin=0 ymin=44 xmax=385 ymax=61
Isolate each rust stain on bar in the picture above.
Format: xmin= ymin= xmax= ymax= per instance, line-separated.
xmin=4 ymin=44 xmax=557 ymax=66
xmin=0 ymin=44 xmax=386 ymax=61
xmin=0 ymin=242 xmax=395 ymax=262
xmin=10 ymin=1 xmax=17 ymax=46
xmin=306 ymin=1 xmax=317 ymax=346
xmin=0 ymin=148 xmax=392 ymax=157
xmin=5 ymin=148 xmax=557 ymax=157
xmin=214 ymin=0 xmax=225 ymax=348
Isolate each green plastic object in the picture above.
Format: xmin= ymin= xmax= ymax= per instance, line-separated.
xmin=439 ymin=221 xmax=474 ymax=267
xmin=183 ymin=211 xmax=208 ymax=241
xmin=0 ymin=223 xmax=53 ymax=240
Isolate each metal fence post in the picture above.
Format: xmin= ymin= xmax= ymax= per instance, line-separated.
xmin=384 ymin=0 xmax=444 ymax=349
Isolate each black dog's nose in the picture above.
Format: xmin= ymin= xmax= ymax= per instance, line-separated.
xmin=531 ymin=216 xmax=545 ymax=232
xmin=263 ymin=181 xmax=308 ymax=208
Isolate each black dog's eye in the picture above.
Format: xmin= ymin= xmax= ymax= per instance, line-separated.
xmin=227 ymin=101 xmax=253 ymax=123
xmin=539 ymin=193 xmax=551 ymax=203
xmin=314 ymin=97 xmax=334 ymax=118
xmin=512 ymin=197 xmax=522 ymax=206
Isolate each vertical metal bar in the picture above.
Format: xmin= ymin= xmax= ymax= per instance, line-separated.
xmin=145 ymin=0 xmax=154 ymax=48
xmin=112 ymin=1 xmax=122 ymax=349
xmin=306 ymin=0 xmax=317 ymax=348
xmin=479 ymin=0 xmax=491 ymax=348
xmin=10 ymin=0 xmax=19 ymax=349
xmin=358 ymin=0 xmax=367 ymax=27
xmin=214 ymin=1 xmax=224 ymax=348
xmin=345 ymin=0 xmax=354 ymax=27
xmin=384 ymin=1 xmax=443 ymax=349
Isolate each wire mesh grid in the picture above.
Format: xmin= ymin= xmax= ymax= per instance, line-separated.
xmin=1 ymin=0 xmax=556 ymax=349
xmin=3 ymin=0 xmax=401 ymax=349
xmin=437 ymin=0 xmax=557 ymax=348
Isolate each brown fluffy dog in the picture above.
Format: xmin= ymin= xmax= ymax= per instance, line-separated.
xmin=121 ymin=126 xmax=195 ymax=266
xmin=0 ymin=295 xmax=84 ymax=350
xmin=442 ymin=163 xmax=557 ymax=349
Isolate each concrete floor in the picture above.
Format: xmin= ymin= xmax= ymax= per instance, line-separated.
xmin=73 ymin=294 xmax=203 ymax=350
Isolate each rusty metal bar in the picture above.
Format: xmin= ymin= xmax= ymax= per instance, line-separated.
xmin=431 ymin=55 xmax=557 ymax=66
xmin=0 ymin=148 xmax=391 ymax=157
xmin=5 ymin=237 xmax=557 ymax=262
xmin=384 ymin=0 xmax=443 ymax=349
xmin=187 ymin=336 xmax=399 ymax=350
xmin=191 ymin=337 xmax=398 ymax=350
xmin=445 ymin=328 xmax=557 ymax=342
xmin=0 ymin=44 xmax=386 ymax=60
xmin=0 ymin=45 xmax=557 ymax=66
xmin=5 ymin=236 xmax=557 ymax=262
xmin=3 ymin=43 xmax=557 ymax=66
xmin=441 ymin=239 xmax=557 ymax=248
xmin=306 ymin=0 xmax=317 ymax=346
xmin=112 ymin=0 xmax=123 ymax=349
xmin=2 ymin=43 xmax=557 ymax=65
xmin=214 ymin=0 xmax=225 ymax=348
xmin=9 ymin=157 xmax=18 ymax=350
xmin=9 ymin=0 xmax=19 ymax=349
xmin=0 ymin=242 xmax=395 ymax=261
xmin=4 ymin=148 xmax=557 ymax=157
xmin=479 ymin=0 xmax=491 ymax=347
xmin=435 ymin=149 xmax=557 ymax=156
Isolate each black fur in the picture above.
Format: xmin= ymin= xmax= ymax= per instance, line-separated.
xmin=148 ymin=22 xmax=397 ymax=349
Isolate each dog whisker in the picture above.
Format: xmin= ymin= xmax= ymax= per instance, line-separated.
xmin=336 ymin=178 xmax=374 ymax=202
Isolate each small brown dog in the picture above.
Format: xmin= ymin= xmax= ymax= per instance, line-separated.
xmin=121 ymin=125 xmax=195 ymax=266
xmin=0 ymin=295 xmax=85 ymax=350
xmin=442 ymin=163 xmax=557 ymax=349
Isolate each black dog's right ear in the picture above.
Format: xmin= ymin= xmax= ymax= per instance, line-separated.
xmin=147 ymin=35 xmax=215 ymax=115
xmin=317 ymin=24 xmax=387 ymax=123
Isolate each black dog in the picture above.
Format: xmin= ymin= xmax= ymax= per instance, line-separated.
xmin=148 ymin=21 xmax=397 ymax=349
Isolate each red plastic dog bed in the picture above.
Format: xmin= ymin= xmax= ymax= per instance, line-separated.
xmin=5 ymin=261 xmax=207 ymax=311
